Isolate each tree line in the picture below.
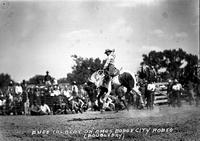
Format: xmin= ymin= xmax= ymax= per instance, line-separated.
xmin=0 ymin=48 xmax=198 ymax=90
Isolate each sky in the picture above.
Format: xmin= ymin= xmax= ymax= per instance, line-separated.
xmin=0 ymin=0 xmax=199 ymax=82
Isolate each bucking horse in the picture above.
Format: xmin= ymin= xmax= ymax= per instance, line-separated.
xmin=88 ymin=69 xmax=143 ymax=112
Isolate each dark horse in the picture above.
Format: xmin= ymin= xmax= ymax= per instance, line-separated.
xmin=89 ymin=70 xmax=142 ymax=111
xmin=83 ymin=81 xmax=100 ymax=111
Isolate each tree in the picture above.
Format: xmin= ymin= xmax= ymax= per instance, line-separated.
xmin=66 ymin=55 xmax=105 ymax=85
xmin=138 ymin=48 xmax=198 ymax=83
xmin=27 ymin=75 xmax=45 ymax=85
xmin=57 ymin=77 xmax=68 ymax=84
xmin=0 ymin=73 xmax=14 ymax=92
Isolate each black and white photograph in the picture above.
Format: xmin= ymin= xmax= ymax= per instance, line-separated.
xmin=0 ymin=0 xmax=199 ymax=140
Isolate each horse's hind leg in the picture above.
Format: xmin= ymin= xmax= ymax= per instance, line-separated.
xmin=97 ymin=90 xmax=104 ymax=111
xmin=120 ymin=97 xmax=129 ymax=111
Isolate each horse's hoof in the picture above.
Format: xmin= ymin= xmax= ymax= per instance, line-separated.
xmin=115 ymin=110 xmax=118 ymax=113
xmin=100 ymin=110 xmax=104 ymax=113
xmin=126 ymin=108 xmax=129 ymax=111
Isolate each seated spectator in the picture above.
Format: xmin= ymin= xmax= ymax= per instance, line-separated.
xmin=30 ymin=100 xmax=41 ymax=115
xmin=40 ymin=101 xmax=51 ymax=115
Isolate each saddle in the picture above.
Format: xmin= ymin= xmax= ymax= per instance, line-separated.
xmin=105 ymin=66 xmax=120 ymax=78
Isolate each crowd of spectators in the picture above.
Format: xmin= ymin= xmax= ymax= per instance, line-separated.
xmin=0 ymin=71 xmax=88 ymax=116
xmin=0 ymin=70 xmax=199 ymax=115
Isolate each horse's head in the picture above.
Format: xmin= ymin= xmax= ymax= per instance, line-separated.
xmin=88 ymin=70 xmax=105 ymax=88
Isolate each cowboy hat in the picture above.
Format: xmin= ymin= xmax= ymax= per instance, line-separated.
xmin=104 ymin=49 xmax=112 ymax=54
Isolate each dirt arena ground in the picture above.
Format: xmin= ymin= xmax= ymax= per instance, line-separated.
xmin=0 ymin=103 xmax=200 ymax=141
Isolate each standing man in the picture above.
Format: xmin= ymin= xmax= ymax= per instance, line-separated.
xmin=167 ymin=79 xmax=173 ymax=106
xmin=21 ymin=80 xmax=27 ymax=91
xmin=196 ymin=79 xmax=200 ymax=106
xmin=187 ymin=80 xmax=195 ymax=105
xmin=146 ymin=82 xmax=156 ymax=109
xmin=21 ymin=80 xmax=30 ymax=115
xmin=44 ymin=71 xmax=52 ymax=86
xmin=7 ymin=80 xmax=14 ymax=94
xmin=172 ymin=79 xmax=182 ymax=107
xmin=71 ymin=81 xmax=80 ymax=112
xmin=71 ymin=81 xmax=78 ymax=98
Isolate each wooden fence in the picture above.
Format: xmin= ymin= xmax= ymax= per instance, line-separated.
xmin=154 ymin=82 xmax=168 ymax=104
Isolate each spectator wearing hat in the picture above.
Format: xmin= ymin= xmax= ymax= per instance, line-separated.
xmin=44 ymin=71 xmax=52 ymax=86
xmin=146 ymin=82 xmax=156 ymax=109
xmin=7 ymin=80 xmax=14 ymax=94
xmin=71 ymin=81 xmax=78 ymax=98
xmin=172 ymin=79 xmax=182 ymax=107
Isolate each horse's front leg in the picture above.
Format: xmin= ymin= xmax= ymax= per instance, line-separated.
xmin=97 ymin=91 xmax=103 ymax=111
xmin=101 ymin=81 xmax=112 ymax=112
